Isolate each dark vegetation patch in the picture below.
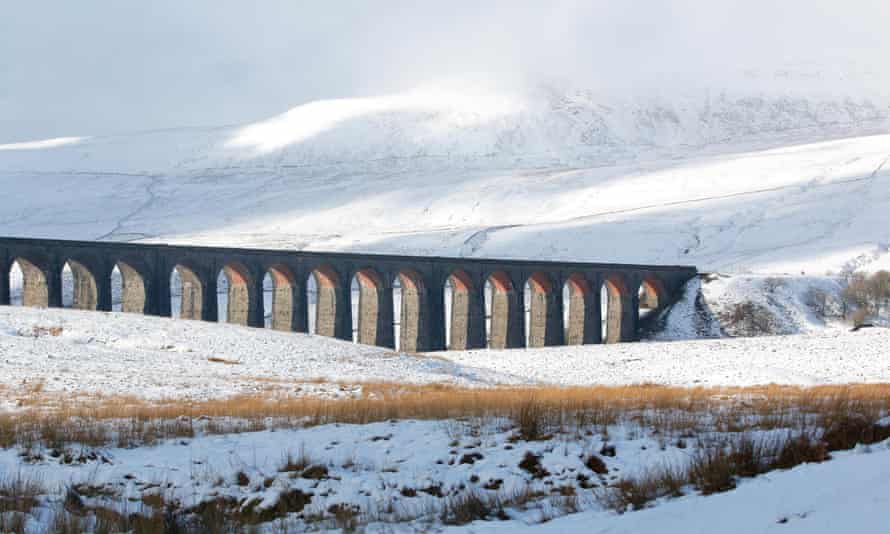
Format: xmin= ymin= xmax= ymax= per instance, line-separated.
xmin=584 ymin=454 xmax=608 ymax=475
xmin=301 ymin=464 xmax=329 ymax=480
xmin=518 ymin=452 xmax=550 ymax=479
xmin=459 ymin=452 xmax=484 ymax=465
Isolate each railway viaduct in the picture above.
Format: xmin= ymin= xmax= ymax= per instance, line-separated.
xmin=0 ymin=237 xmax=696 ymax=351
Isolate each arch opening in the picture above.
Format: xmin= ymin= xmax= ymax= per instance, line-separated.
xmin=308 ymin=266 xmax=339 ymax=337
xmin=114 ymin=261 xmax=146 ymax=314
xmin=265 ymin=264 xmax=296 ymax=331
xmin=445 ymin=270 xmax=473 ymax=350
xmin=524 ymin=272 xmax=553 ymax=348
xmin=563 ymin=273 xmax=591 ymax=345
xmin=111 ymin=265 xmax=122 ymax=312
xmin=394 ymin=270 xmax=425 ymax=353
xmin=601 ymin=276 xmax=626 ymax=344
xmin=11 ymin=258 xmax=47 ymax=308
xmin=485 ymin=271 xmax=514 ymax=349
xmin=171 ymin=264 xmax=202 ymax=320
xmin=62 ymin=259 xmax=98 ymax=310
xmin=352 ymin=268 xmax=383 ymax=345
xmin=216 ymin=262 xmax=252 ymax=326
xmin=9 ymin=260 xmax=25 ymax=306
xmin=638 ymin=278 xmax=663 ymax=321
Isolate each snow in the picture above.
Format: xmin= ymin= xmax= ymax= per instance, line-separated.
xmin=0 ymin=136 xmax=88 ymax=151
xmin=3 ymin=419 xmax=617 ymax=530
xmin=0 ymin=306 xmax=506 ymax=401
xmin=2 ymin=411 xmax=888 ymax=533
xmin=649 ymin=277 xmax=723 ymax=340
xmin=1 ymin=306 xmax=889 ymax=402
xmin=441 ymin=329 xmax=890 ymax=388
xmin=0 ymin=87 xmax=888 ymax=275
xmin=2 ymin=79 xmax=890 ymax=533
xmin=441 ymin=441 xmax=890 ymax=534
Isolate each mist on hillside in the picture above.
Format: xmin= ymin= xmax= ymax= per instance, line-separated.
xmin=2 ymin=0 xmax=889 ymax=143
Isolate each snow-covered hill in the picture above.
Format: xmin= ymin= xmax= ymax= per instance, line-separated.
xmin=1 ymin=86 xmax=889 ymax=276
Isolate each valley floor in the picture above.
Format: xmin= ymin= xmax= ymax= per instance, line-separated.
xmin=0 ymin=306 xmax=888 ymax=406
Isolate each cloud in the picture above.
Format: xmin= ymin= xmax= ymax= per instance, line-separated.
xmin=1 ymin=0 xmax=888 ymax=142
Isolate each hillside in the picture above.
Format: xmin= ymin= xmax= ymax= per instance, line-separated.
xmin=1 ymin=86 xmax=888 ymax=277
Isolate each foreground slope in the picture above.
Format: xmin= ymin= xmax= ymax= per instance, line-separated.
xmin=443 ymin=440 xmax=890 ymax=534
xmin=1 ymin=87 xmax=888 ymax=275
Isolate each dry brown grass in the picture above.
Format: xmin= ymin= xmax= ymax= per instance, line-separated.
xmin=0 ymin=473 xmax=43 ymax=514
xmin=29 ymin=325 xmax=63 ymax=337
xmin=596 ymin=427 xmax=848 ymax=514
xmin=0 ymin=472 xmax=44 ymax=533
xmin=1 ymin=383 xmax=889 ymax=451
xmin=207 ymin=356 xmax=241 ymax=365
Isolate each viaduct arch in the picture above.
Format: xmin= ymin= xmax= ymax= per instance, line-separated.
xmin=0 ymin=237 xmax=695 ymax=352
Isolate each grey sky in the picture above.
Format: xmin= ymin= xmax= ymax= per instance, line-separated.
xmin=1 ymin=0 xmax=888 ymax=142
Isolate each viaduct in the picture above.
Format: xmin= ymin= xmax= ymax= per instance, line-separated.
xmin=0 ymin=237 xmax=696 ymax=351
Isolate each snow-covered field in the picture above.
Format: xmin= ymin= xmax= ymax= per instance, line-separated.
xmin=1 ymin=306 xmax=888 ymax=405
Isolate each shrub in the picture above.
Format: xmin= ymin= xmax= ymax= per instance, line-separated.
xmin=596 ymin=475 xmax=664 ymax=513
xmin=842 ymin=270 xmax=890 ymax=321
xmin=440 ymin=490 xmax=499 ymax=525
xmin=774 ymin=433 xmax=829 ymax=469
xmin=805 ymin=287 xmax=843 ymax=319
xmin=595 ymin=464 xmax=686 ymax=514
xmin=513 ymin=396 xmax=550 ymax=441
xmin=851 ymin=308 xmax=870 ymax=327
xmin=688 ymin=447 xmax=736 ymax=495
xmin=728 ymin=435 xmax=766 ymax=478
xmin=719 ymin=302 xmax=778 ymax=336
xmin=821 ymin=415 xmax=890 ymax=451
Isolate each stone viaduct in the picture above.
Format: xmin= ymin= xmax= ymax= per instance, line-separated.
xmin=0 ymin=237 xmax=696 ymax=351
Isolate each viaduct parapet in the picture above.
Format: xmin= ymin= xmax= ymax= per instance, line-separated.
xmin=0 ymin=237 xmax=697 ymax=351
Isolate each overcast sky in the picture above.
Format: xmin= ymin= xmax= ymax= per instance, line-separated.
xmin=2 ymin=1 xmax=888 ymax=142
